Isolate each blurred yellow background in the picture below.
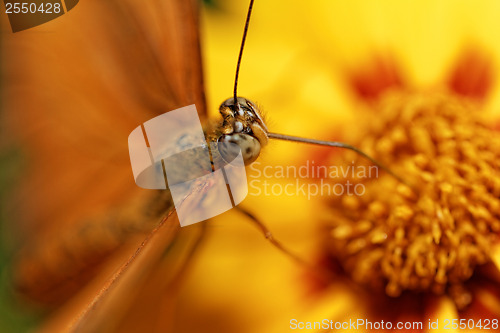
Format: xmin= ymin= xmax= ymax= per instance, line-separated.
xmin=1 ymin=0 xmax=500 ymax=332
xmin=175 ymin=1 xmax=500 ymax=332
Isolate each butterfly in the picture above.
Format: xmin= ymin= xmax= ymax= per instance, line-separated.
xmin=1 ymin=0 xmax=411 ymax=331
xmin=2 ymin=1 xmax=209 ymax=331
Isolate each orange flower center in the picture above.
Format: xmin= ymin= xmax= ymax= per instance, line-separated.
xmin=323 ymin=92 xmax=500 ymax=309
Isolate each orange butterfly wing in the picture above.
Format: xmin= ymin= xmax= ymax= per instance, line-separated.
xmin=3 ymin=0 xmax=206 ymax=233
xmin=1 ymin=0 xmax=207 ymax=325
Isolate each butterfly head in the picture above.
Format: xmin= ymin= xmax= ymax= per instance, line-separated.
xmin=217 ymin=97 xmax=269 ymax=165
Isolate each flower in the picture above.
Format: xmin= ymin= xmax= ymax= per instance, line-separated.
xmin=322 ymin=91 xmax=500 ymax=310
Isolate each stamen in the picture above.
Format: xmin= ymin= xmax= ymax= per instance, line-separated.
xmin=323 ymin=92 xmax=500 ymax=308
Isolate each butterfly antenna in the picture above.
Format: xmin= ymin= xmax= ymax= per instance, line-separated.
xmin=268 ymin=132 xmax=415 ymax=190
xmin=233 ymin=0 xmax=255 ymax=106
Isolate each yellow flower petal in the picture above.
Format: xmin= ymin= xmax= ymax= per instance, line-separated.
xmin=425 ymin=296 xmax=459 ymax=333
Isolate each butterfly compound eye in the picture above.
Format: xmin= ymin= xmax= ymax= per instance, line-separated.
xmin=220 ymin=97 xmax=255 ymax=115
xmin=217 ymin=96 xmax=268 ymax=165
xmin=218 ymin=133 xmax=261 ymax=165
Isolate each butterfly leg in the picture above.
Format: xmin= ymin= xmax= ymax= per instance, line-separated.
xmin=234 ymin=206 xmax=337 ymax=285
xmin=233 ymin=205 xmax=308 ymax=266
